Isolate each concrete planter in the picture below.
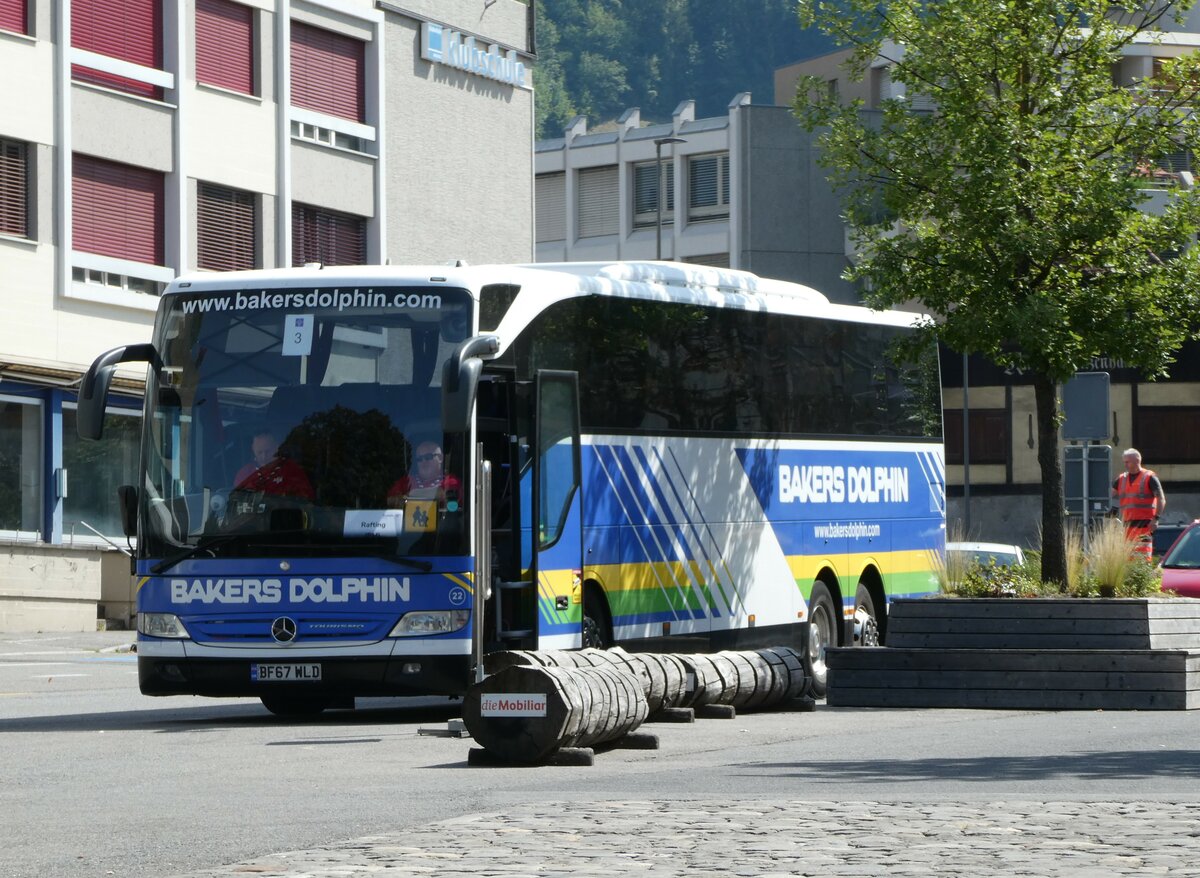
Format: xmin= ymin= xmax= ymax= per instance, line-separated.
xmin=827 ymin=597 xmax=1200 ymax=710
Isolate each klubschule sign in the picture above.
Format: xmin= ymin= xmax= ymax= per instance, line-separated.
xmin=420 ymin=22 xmax=532 ymax=91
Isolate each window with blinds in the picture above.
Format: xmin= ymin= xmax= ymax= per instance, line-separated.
xmin=576 ymin=165 xmax=618 ymax=239
xmin=0 ymin=139 xmax=28 ymax=239
xmin=0 ymin=0 xmax=27 ymax=34
xmin=290 ymin=20 xmax=365 ymax=123
xmin=198 ymin=183 xmax=256 ymax=271
xmin=687 ymin=153 xmax=730 ymax=222
xmin=72 ymin=154 xmax=164 ymax=265
xmin=535 ymin=172 xmax=565 ymax=243
xmin=196 ymin=0 xmax=254 ymax=95
xmin=632 ymin=161 xmax=674 ymax=229
xmin=72 ymin=0 xmax=163 ymax=99
xmin=292 ymin=203 xmax=366 ymax=266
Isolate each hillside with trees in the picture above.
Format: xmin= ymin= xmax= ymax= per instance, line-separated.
xmin=532 ymin=1 xmax=830 ymax=137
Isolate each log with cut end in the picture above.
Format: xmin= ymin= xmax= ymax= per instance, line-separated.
xmin=463 ymin=662 xmax=649 ymax=764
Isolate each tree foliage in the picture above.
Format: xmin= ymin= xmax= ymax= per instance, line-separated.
xmin=794 ymin=0 xmax=1200 ymax=583
xmin=534 ymin=0 xmax=828 ymax=137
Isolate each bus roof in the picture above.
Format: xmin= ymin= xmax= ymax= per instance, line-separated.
xmin=165 ymin=261 xmax=929 ymax=337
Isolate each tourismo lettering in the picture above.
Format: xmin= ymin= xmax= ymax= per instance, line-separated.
xmin=779 ymin=465 xmax=909 ymax=504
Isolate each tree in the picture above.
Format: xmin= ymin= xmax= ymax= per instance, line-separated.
xmin=794 ymin=0 xmax=1200 ymax=584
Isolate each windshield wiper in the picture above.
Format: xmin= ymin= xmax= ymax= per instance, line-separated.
xmin=150 ymin=534 xmax=245 ymax=574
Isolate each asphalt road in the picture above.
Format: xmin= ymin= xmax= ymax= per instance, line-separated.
xmin=3 ymin=631 xmax=1200 ymax=878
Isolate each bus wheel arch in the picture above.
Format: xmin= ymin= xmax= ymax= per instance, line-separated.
xmin=582 ymin=580 xmax=612 ymax=649
xmin=805 ymin=571 xmax=841 ymax=698
xmin=854 ymin=566 xmax=886 ymax=647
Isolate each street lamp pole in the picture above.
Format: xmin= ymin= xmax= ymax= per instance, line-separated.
xmin=654 ymin=137 xmax=685 ymax=260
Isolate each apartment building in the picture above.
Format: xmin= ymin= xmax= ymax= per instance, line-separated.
xmin=534 ymin=94 xmax=856 ymax=303
xmin=0 ymin=0 xmax=534 ymax=630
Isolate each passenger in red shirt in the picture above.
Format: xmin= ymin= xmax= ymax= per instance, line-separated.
xmin=387 ymin=440 xmax=459 ymax=508
xmin=233 ymin=430 xmax=314 ymax=500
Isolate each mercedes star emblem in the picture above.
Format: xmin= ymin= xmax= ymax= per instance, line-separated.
xmin=271 ymin=616 xmax=298 ymax=643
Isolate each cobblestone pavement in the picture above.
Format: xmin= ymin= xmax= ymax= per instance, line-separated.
xmin=179 ymin=799 xmax=1200 ymax=877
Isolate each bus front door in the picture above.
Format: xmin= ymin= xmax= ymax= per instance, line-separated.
xmin=476 ymin=369 xmax=583 ymax=653
xmin=530 ymin=371 xmax=584 ymax=651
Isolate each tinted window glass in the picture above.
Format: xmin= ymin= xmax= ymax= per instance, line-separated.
xmin=514 ymin=297 xmax=938 ymax=439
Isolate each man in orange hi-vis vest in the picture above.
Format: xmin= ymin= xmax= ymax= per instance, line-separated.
xmin=1110 ymin=448 xmax=1166 ymax=560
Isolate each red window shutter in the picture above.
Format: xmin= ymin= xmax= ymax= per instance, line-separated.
xmin=71 ymin=0 xmax=163 ymax=99
xmin=197 ymin=183 xmax=256 ymax=271
xmin=0 ymin=0 xmax=27 ymax=34
xmin=72 ymin=154 xmax=164 ymax=265
xmin=196 ymin=0 xmax=254 ymax=95
xmin=0 ymin=140 xmax=28 ymax=238
xmin=292 ymin=204 xmax=365 ymax=266
xmin=290 ymin=21 xmax=365 ymax=123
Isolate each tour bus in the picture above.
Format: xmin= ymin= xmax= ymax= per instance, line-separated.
xmin=78 ymin=261 xmax=944 ymax=715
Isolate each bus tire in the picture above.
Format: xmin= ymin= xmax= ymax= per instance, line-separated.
xmin=260 ymin=694 xmax=330 ymax=718
xmin=582 ymin=586 xmax=611 ymax=650
xmin=804 ymin=580 xmax=837 ymax=698
xmin=853 ymin=583 xmax=881 ymax=647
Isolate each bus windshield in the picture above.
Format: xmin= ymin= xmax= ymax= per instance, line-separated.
xmin=141 ymin=285 xmax=473 ymax=564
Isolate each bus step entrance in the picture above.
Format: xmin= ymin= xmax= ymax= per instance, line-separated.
xmin=494 ymin=579 xmax=538 ymax=649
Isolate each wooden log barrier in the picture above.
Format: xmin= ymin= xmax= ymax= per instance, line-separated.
xmin=463 ymin=662 xmax=649 ymax=764
xmin=478 ymin=644 xmax=810 ymax=733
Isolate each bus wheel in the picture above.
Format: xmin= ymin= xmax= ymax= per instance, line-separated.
xmin=853 ymin=583 xmax=880 ymax=647
xmin=260 ymin=694 xmax=330 ymax=718
xmin=582 ymin=588 xmax=611 ymax=650
xmin=805 ymin=580 xmax=837 ymax=698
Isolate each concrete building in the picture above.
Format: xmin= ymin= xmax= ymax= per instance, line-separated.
xmin=0 ymin=0 xmax=534 ymax=631
xmin=534 ymin=94 xmax=858 ymax=304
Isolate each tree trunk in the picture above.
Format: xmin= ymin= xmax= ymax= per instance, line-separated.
xmin=1034 ymin=372 xmax=1067 ymax=585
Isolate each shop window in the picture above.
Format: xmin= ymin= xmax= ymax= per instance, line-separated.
xmin=0 ymin=397 xmax=42 ymax=537
xmin=61 ymin=406 xmax=141 ymax=541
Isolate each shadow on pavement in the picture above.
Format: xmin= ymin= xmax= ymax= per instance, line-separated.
xmin=0 ymin=698 xmax=463 ymax=734
xmin=740 ymin=750 xmax=1200 ymax=782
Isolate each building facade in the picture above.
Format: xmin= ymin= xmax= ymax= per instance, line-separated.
xmin=0 ymin=0 xmax=534 ymax=630
xmin=534 ymin=94 xmax=857 ymax=303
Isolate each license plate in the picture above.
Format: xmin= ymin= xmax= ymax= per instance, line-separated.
xmin=251 ymin=663 xmax=322 ymax=682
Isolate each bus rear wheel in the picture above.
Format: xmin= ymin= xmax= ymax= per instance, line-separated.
xmin=805 ymin=580 xmax=837 ymax=698
xmin=260 ymin=694 xmax=330 ymax=718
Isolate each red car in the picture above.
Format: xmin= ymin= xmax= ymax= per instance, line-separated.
xmin=1159 ymin=520 xmax=1200 ymax=598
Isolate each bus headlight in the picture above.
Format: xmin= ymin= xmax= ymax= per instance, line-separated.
xmin=138 ymin=613 xmax=190 ymax=639
xmin=390 ymin=610 xmax=470 ymax=637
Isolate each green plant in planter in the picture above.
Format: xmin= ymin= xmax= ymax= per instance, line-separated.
xmin=1086 ymin=518 xmax=1137 ymax=597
